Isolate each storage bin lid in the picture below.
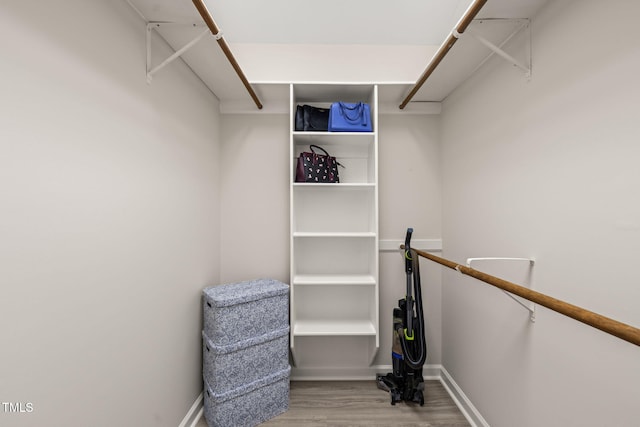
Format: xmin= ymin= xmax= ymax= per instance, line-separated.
xmin=204 ymin=366 xmax=291 ymax=403
xmin=203 ymin=279 xmax=289 ymax=307
xmin=202 ymin=327 xmax=289 ymax=355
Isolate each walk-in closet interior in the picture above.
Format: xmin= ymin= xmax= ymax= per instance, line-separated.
xmin=2 ymin=0 xmax=639 ymax=426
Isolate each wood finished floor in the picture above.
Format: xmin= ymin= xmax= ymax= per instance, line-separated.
xmin=196 ymin=380 xmax=470 ymax=427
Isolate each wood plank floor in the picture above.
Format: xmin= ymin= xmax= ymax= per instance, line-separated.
xmin=196 ymin=380 xmax=470 ymax=426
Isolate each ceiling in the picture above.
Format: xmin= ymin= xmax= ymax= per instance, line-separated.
xmin=198 ymin=1 xmax=473 ymax=46
xmin=126 ymin=0 xmax=549 ymax=111
xmin=130 ymin=0 xmax=474 ymax=45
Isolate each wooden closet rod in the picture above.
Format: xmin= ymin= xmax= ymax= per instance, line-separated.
xmin=192 ymin=0 xmax=263 ymax=109
xmin=399 ymin=0 xmax=487 ymax=109
xmin=405 ymin=246 xmax=640 ymax=347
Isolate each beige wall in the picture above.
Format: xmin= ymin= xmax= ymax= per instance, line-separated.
xmin=0 ymin=1 xmax=221 ymax=426
xmin=440 ymin=1 xmax=640 ymax=426
xmin=377 ymin=114 xmax=443 ymax=365
xmin=233 ymin=43 xmax=438 ymax=83
xmin=218 ymin=113 xmax=290 ymax=284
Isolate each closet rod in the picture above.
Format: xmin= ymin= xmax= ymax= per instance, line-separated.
xmin=399 ymin=0 xmax=487 ymax=109
xmin=192 ymin=0 xmax=263 ymax=109
xmin=405 ymin=246 xmax=640 ymax=347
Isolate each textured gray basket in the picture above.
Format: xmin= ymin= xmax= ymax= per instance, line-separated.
xmin=203 ymin=279 xmax=289 ymax=345
xmin=202 ymin=327 xmax=289 ymax=395
xmin=203 ymin=366 xmax=290 ymax=427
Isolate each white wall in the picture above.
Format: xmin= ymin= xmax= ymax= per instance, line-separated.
xmin=440 ymin=1 xmax=640 ymax=426
xmin=376 ymin=114 xmax=443 ymax=366
xmin=0 ymin=1 xmax=221 ymax=426
xmin=218 ymin=113 xmax=290 ymax=284
xmin=233 ymin=43 xmax=438 ymax=83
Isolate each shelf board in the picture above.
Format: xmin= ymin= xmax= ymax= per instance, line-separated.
xmin=292 ymin=182 xmax=375 ymax=188
xmin=293 ymin=84 xmax=375 ymax=103
xmin=292 ymin=132 xmax=375 ymax=148
xmin=293 ymin=231 xmax=376 ymax=238
xmin=292 ymin=131 xmax=375 ymax=137
xmin=293 ymin=274 xmax=376 ymax=286
xmin=293 ymin=320 xmax=377 ymax=336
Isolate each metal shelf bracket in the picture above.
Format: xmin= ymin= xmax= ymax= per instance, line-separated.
xmin=146 ymin=22 xmax=209 ymax=84
xmin=467 ymin=18 xmax=531 ymax=80
xmin=465 ymin=257 xmax=537 ymax=322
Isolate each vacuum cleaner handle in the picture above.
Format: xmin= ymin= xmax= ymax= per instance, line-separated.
xmin=404 ymin=227 xmax=413 ymax=249
xmin=404 ymin=228 xmax=414 ymax=338
xmin=404 ymin=228 xmax=413 ymax=275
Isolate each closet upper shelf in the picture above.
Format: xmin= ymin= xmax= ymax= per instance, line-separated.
xmin=126 ymin=0 xmax=547 ymax=112
xmin=293 ymin=84 xmax=375 ymax=104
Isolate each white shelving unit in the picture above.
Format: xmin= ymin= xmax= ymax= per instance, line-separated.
xmin=289 ymin=84 xmax=379 ymax=373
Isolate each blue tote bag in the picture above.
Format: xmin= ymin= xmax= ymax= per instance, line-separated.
xmin=328 ymin=102 xmax=372 ymax=132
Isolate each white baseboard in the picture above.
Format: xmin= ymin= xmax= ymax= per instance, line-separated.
xmin=178 ymin=392 xmax=203 ymax=427
xmin=290 ymin=364 xmax=388 ymax=381
xmin=440 ymin=366 xmax=490 ymax=427
xmin=184 ymin=366 xmax=487 ymax=427
xmin=290 ymin=364 xmax=442 ymax=381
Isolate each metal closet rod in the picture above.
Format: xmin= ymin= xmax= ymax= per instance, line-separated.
xmin=399 ymin=0 xmax=488 ymax=109
xmin=191 ymin=0 xmax=263 ymax=109
xmin=404 ymin=246 xmax=640 ymax=347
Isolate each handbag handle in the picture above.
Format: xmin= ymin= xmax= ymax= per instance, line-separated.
xmin=309 ymin=145 xmax=345 ymax=168
xmin=310 ymin=144 xmax=331 ymax=157
xmin=338 ymin=102 xmax=368 ymax=126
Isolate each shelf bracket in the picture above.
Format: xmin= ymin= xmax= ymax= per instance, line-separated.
xmin=146 ymin=22 xmax=209 ymax=84
xmin=467 ymin=18 xmax=531 ymax=80
xmin=465 ymin=257 xmax=536 ymax=322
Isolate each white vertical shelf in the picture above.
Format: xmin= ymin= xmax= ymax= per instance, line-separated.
xmin=289 ymin=83 xmax=379 ymax=371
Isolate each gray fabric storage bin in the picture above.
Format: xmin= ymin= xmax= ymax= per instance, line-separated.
xmin=202 ymin=279 xmax=289 ymax=345
xmin=202 ymin=327 xmax=289 ymax=395
xmin=203 ymin=366 xmax=290 ymax=427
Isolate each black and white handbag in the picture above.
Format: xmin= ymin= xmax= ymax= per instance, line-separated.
xmin=295 ymin=145 xmax=342 ymax=183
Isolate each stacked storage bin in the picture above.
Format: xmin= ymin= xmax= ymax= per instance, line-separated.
xmin=202 ymin=279 xmax=290 ymax=427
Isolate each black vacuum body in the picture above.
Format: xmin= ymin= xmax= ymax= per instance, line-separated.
xmin=377 ymin=228 xmax=427 ymax=406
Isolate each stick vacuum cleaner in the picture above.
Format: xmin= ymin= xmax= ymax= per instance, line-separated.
xmin=377 ymin=228 xmax=427 ymax=405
